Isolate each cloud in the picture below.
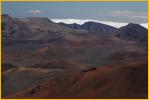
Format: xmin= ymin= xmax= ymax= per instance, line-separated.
xmin=140 ymin=23 xmax=148 ymax=29
xmin=132 ymin=16 xmax=147 ymax=19
xmin=51 ymin=19 xmax=128 ymax=28
xmin=111 ymin=11 xmax=131 ymax=15
xmin=110 ymin=11 xmax=147 ymax=20
xmin=51 ymin=19 xmax=88 ymax=25
xmin=51 ymin=19 xmax=148 ymax=29
xmin=29 ymin=10 xmax=43 ymax=14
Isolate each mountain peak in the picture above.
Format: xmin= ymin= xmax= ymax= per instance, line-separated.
xmin=126 ymin=23 xmax=144 ymax=28
xmin=82 ymin=21 xmax=117 ymax=34
xmin=27 ymin=17 xmax=53 ymax=23
xmin=116 ymin=22 xmax=147 ymax=43
xmin=83 ymin=21 xmax=104 ymax=26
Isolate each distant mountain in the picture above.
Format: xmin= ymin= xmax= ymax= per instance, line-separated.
xmin=2 ymin=14 xmax=76 ymax=40
xmin=2 ymin=14 xmax=147 ymax=42
xmin=51 ymin=19 xmax=148 ymax=29
xmin=59 ymin=21 xmax=117 ymax=34
xmin=2 ymin=14 xmax=119 ymax=42
xmin=115 ymin=23 xmax=148 ymax=43
xmin=82 ymin=21 xmax=117 ymax=34
xmin=59 ymin=22 xmax=81 ymax=30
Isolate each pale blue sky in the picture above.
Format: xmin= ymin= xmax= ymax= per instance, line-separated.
xmin=2 ymin=2 xmax=148 ymax=23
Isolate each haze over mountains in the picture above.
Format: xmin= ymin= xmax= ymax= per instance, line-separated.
xmin=2 ymin=14 xmax=148 ymax=98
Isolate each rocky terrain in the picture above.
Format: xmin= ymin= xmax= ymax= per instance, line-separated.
xmin=5 ymin=60 xmax=148 ymax=99
xmin=2 ymin=14 xmax=148 ymax=98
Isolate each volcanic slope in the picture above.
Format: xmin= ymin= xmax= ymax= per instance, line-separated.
xmin=5 ymin=60 xmax=147 ymax=99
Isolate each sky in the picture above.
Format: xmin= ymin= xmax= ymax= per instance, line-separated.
xmin=2 ymin=2 xmax=148 ymax=24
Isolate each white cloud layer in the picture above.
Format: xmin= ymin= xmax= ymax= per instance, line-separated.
xmin=51 ymin=19 xmax=148 ymax=29
xmin=29 ymin=10 xmax=43 ymax=14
